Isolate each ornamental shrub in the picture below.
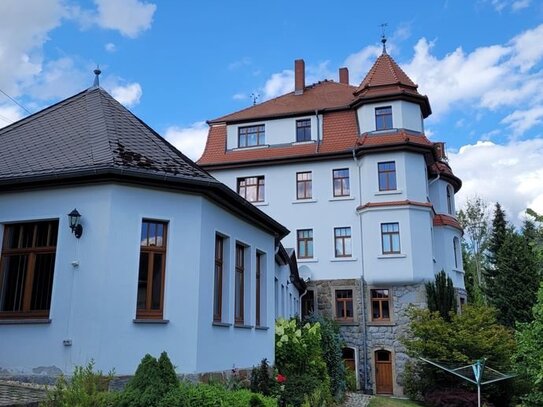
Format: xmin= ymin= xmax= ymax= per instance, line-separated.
xmin=250 ymin=358 xmax=275 ymax=396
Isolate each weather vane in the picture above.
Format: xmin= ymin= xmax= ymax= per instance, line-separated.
xmin=380 ymin=23 xmax=388 ymax=54
xmin=250 ymin=92 xmax=260 ymax=106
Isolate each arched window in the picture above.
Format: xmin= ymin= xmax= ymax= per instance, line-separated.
xmin=447 ymin=185 xmax=454 ymax=215
xmin=453 ymin=237 xmax=460 ymax=269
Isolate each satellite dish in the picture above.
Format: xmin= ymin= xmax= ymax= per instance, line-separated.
xmin=298 ymin=265 xmax=312 ymax=282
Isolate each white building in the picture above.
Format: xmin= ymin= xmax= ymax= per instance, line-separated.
xmin=0 ymin=82 xmax=303 ymax=380
xmin=199 ymin=47 xmax=464 ymax=396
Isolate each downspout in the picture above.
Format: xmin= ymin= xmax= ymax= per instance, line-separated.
xmin=298 ymin=289 xmax=308 ymax=321
xmin=352 ymin=148 xmax=370 ymax=393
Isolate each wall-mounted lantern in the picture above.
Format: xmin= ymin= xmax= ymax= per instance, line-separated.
xmin=68 ymin=209 xmax=83 ymax=238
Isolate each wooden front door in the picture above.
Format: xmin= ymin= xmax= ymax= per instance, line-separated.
xmin=375 ymin=350 xmax=393 ymax=394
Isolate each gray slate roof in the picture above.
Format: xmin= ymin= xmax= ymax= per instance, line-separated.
xmin=0 ymin=86 xmax=213 ymax=183
xmin=0 ymin=86 xmax=288 ymax=239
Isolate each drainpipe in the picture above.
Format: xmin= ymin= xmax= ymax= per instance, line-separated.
xmin=352 ymin=149 xmax=370 ymax=393
xmin=298 ymin=289 xmax=308 ymax=321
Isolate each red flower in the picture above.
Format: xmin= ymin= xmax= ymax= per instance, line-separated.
xmin=276 ymin=373 xmax=286 ymax=383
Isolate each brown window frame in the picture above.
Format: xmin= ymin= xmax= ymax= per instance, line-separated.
xmin=375 ymin=106 xmax=393 ymax=130
xmin=0 ymin=220 xmax=59 ymax=319
xmin=237 ymin=176 xmax=265 ymax=203
xmin=255 ymin=252 xmax=262 ymax=327
xmin=296 ymin=171 xmax=312 ymax=200
xmin=296 ymin=119 xmax=311 ymax=142
xmin=381 ymin=223 xmax=400 ymax=254
xmin=334 ymin=227 xmax=352 ymax=258
xmin=378 ymin=161 xmax=397 ymax=191
xmin=136 ymin=220 xmax=168 ymax=320
xmin=238 ymin=124 xmax=265 ymax=147
xmin=335 ymin=289 xmax=354 ymax=322
xmin=235 ymin=243 xmax=245 ymax=325
xmin=371 ymin=289 xmax=391 ymax=322
xmin=447 ymin=185 xmax=454 ymax=215
xmin=297 ymin=229 xmax=313 ymax=259
xmin=213 ymin=235 xmax=224 ymax=322
xmin=333 ymin=168 xmax=350 ymax=197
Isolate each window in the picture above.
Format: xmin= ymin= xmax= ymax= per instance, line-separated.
xmin=335 ymin=289 xmax=354 ymax=321
xmin=296 ymin=172 xmax=312 ymax=199
xmin=334 ymin=227 xmax=352 ymax=257
xmin=453 ymin=237 xmax=460 ymax=269
xmin=237 ymin=176 xmax=265 ymax=203
xmin=235 ymin=244 xmax=245 ymax=324
xmin=378 ymin=162 xmax=397 ymax=191
xmin=375 ymin=106 xmax=393 ymax=130
xmin=447 ymin=185 xmax=454 ymax=215
xmin=301 ymin=289 xmax=315 ymax=319
xmin=297 ymin=229 xmax=313 ymax=259
xmin=333 ymin=169 xmax=350 ymax=197
xmin=238 ymin=124 xmax=265 ymax=147
xmin=0 ymin=220 xmax=59 ymax=319
xmin=381 ymin=223 xmax=400 ymax=254
xmin=137 ymin=220 xmax=167 ymax=319
xmin=371 ymin=289 xmax=390 ymax=321
xmin=296 ymin=119 xmax=311 ymax=142
xmin=213 ymin=235 xmax=224 ymax=322
xmin=255 ymin=252 xmax=262 ymax=326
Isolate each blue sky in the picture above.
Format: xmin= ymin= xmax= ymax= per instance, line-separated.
xmin=1 ymin=0 xmax=542 ymax=224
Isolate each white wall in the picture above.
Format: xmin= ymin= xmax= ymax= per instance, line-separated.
xmin=429 ymin=179 xmax=456 ymax=216
xmin=0 ymin=183 xmax=278 ymax=376
xmin=432 ymin=226 xmax=465 ymax=289
xmin=356 ymin=100 xmax=423 ymax=134
xmin=226 ymin=114 xmax=323 ymax=149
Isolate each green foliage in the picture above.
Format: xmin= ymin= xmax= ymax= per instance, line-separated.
xmin=160 ymin=381 xmax=276 ymax=407
xmin=117 ymin=352 xmax=179 ymax=407
xmin=250 ymin=358 xmax=274 ymax=396
xmin=402 ymin=305 xmax=515 ymax=403
xmin=513 ymin=283 xmax=543 ymax=406
xmin=43 ymin=360 xmax=115 ymax=407
xmin=425 ymin=270 xmax=456 ymax=321
xmin=344 ymin=367 xmax=357 ymax=392
xmin=307 ymin=314 xmax=346 ymax=401
xmin=275 ymin=318 xmax=333 ymax=406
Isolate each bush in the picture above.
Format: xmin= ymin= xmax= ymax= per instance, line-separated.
xmin=424 ymin=387 xmax=494 ymax=407
xmin=43 ymin=360 xmax=115 ymax=407
xmin=250 ymin=358 xmax=275 ymax=396
xmin=345 ymin=367 xmax=357 ymax=392
xmin=117 ymin=352 xmax=179 ymax=407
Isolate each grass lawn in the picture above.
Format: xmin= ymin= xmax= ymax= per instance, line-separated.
xmin=368 ymin=396 xmax=425 ymax=406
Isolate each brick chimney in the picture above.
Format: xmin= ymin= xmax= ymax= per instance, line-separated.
xmin=294 ymin=59 xmax=305 ymax=95
xmin=339 ymin=67 xmax=349 ymax=85
xmin=434 ymin=142 xmax=447 ymax=161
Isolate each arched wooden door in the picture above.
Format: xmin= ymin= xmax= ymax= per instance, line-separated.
xmin=375 ymin=350 xmax=393 ymax=394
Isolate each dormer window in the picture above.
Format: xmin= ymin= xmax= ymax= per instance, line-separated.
xmin=238 ymin=125 xmax=265 ymax=147
xmin=375 ymin=106 xmax=393 ymax=130
xmin=296 ymin=119 xmax=311 ymax=142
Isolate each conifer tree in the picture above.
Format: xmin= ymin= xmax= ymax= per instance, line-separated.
xmin=425 ymin=270 xmax=456 ymax=321
xmin=483 ymin=203 xmax=508 ymax=300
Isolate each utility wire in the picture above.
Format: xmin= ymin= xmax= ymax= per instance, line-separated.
xmin=0 ymin=87 xmax=32 ymax=114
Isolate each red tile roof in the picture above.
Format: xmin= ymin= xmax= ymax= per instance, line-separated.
xmin=433 ymin=214 xmax=463 ymax=232
xmin=357 ymin=130 xmax=433 ymax=149
xmin=357 ymin=200 xmax=433 ymax=211
xmin=209 ymin=81 xmax=357 ymax=124
xmin=429 ymin=161 xmax=462 ymax=192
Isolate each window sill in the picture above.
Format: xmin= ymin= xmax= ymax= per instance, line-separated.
xmin=232 ymin=145 xmax=269 ymax=151
xmin=377 ymin=254 xmax=406 ymax=259
xmin=0 ymin=318 xmax=51 ymax=325
xmin=292 ymin=199 xmax=317 ymax=204
xmin=367 ymin=321 xmax=396 ymax=327
xmin=212 ymin=321 xmax=232 ymax=328
xmin=452 ymin=268 xmax=465 ymax=274
xmin=292 ymin=140 xmax=315 ymax=145
xmin=335 ymin=320 xmax=358 ymax=326
xmin=329 ymin=196 xmax=354 ymax=202
xmin=375 ymin=190 xmax=403 ymax=196
xmin=330 ymin=257 xmax=357 ymax=262
xmin=133 ymin=319 xmax=169 ymax=324
xmin=253 ymin=201 xmax=269 ymax=207
xmin=255 ymin=326 xmax=270 ymax=331
xmin=297 ymin=257 xmax=318 ymax=263
xmin=234 ymin=324 xmax=253 ymax=329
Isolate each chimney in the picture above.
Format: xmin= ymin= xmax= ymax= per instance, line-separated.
xmin=339 ymin=67 xmax=349 ymax=85
xmin=294 ymin=59 xmax=305 ymax=95
xmin=434 ymin=142 xmax=447 ymax=161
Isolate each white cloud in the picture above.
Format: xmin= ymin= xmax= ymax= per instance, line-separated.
xmin=449 ymin=138 xmax=543 ymax=225
xmin=501 ymin=106 xmax=543 ymax=136
xmin=485 ymin=0 xmax=531 ymax=11
xmin=164 ymin=122 xmax=208 ymax=161
xmin=512 ymin=0 xmax=531 ymax=10
xmin=232 ymin=93 xmax=248 ymax=101
xmin=93 ymin=0 xmax=156 ymax=38
xmin=109 ymin=82 xmax=142 ymax=107
xmin=105 ymin=42 xmax=116 ymax=53
xmin=0 ymin=104 xmax=24 ymax=128
xmin=343 ymin=45 xmax=382 ymax=85
xmin=228 ymin=57 xmax=251 ymax=70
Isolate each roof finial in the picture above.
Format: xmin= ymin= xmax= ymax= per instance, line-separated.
xmin=380 ymin=23 xmax=388 ymax=54
xmin=93 ymin=65 xmax=102 ymax=87
xmin=250 ymin=92 xmax=260 ymax=106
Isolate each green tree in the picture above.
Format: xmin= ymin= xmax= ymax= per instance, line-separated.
xmin=458 ymin=196 xmax=490 ymax=300
xmin=425 ymin=270 xmax=456 ymax=321
xmin=462 ymin=243 xmax=484 ymax=305
xmin=483 ymin=203 xmax=508 ymax=303
xmin=513 ymin=283 xmax=543 ymax=406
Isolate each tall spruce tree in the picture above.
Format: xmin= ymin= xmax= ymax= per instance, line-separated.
xmin=425 ymin=270 xmax=456 ymax=321
xmin=483 ymin=203 xmax=508 ymax=300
